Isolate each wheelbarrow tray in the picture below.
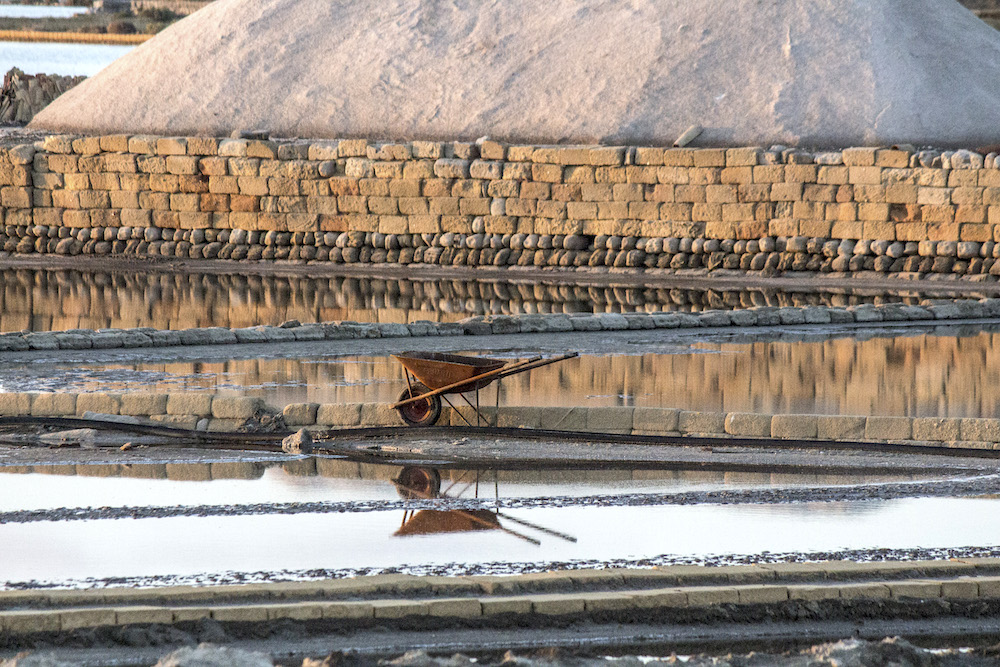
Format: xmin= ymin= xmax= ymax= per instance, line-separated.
xmin=393 ymin=351 xmax=506 ymax=394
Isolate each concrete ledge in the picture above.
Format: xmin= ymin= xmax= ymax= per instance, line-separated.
xmin=5 ymin=566 xmax=1000 ymax=633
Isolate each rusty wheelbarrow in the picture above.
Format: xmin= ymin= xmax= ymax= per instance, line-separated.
xmin=391 ymin=351 xmax=578 ymax=426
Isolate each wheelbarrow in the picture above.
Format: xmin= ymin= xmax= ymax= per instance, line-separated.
xmin=391 ymin=351 xmax=578 ymax=426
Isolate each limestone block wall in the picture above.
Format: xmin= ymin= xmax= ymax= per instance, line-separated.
xmin=5 ymin=135 xmax=1000 ymax=275
xmin=3 ymin=391 xmax=999 ymax=450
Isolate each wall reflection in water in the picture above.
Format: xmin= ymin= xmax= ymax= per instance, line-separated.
xmin=0 ymin=267 xmax=952 ymax=332
xmin=7 ymin=326 xmax=1000 ymax=417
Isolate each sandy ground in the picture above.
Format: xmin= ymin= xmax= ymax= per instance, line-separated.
xmin=29 ymin=0 xmax=1000 ymax=147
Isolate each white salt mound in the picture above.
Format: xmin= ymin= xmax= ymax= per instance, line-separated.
xmin=29 ymin=0 xmax=1000 ymax=148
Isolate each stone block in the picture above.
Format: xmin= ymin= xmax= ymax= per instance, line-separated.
xmin=941 ymin=579 xmax=980 ymax=599
xmin=481 ymin=596 xmax=533 ymax=615
xmin=787 ymin=584 xmax=841 ymax=601
xmin=530 ymin=594 xmax=586 ymax=615
xmin=166 ymin=393 xmax=213 ymax=416
xmin=29 ymin=392 xmax=76 ymax=416
xmin=632 ymin=407 xmax=680 ymax=434
xmin=0 ymin=392 xmax=32 ymax=416
xmin=264 ymin=603 xmax=323 ymax=621
xmin=316 ymin=403 xmax=362 ymax=426
xmin=629 ymin=589 xmax=688 ymax=608
xmin=156 ymin=137 xmax=188 ymax=155
xmin=315 ymin=601 xmax=372 ymax=619
xmin=771 ymin=414 xmax=818 ymax=439
xmin=724 ymin=412 xmax=771 ymax=437
xmin=359 ymin=403 xmax=399 ymax=426
xmin=114 ymin=606 xmax=175 ymax=625
xmin=150 ymin=414 xmax=200 ymax=429
xmin=912 ymin=417 xmax=961 ymax=442
xmin=585 ymin=407 xmax=634 ymax=434
xmin=0 ymin=610 xmax=61 ymax=633
xmin=736 ymin=585 xmax=789 ymax=604
xmin=211 ymin=396 xmax=263 ymax=419
xmin=371 ymin=600 xmax=428 ymax=619
xmin=425 ymin=598 xmax=482 ymax=618
xmin=283 ymin=403 xmax=319 ymax=426
xmin=686 ymin=586 xmax=739 ymax=606
xmin=838 ymin=583 xmax=891 ymax=599
xmin=537 ymin=406 xmax=588 ymax=431
xmin=494 ymin=406 xmax=542 ymax=429
xmin=210 ymin=605 xmax=270 ymax=622
xmin=582 ymin=592 xmax=634 ymax=611
xmin=865 ymin=416 xmax=913 ymax=441
xmin=76 ymin=392 xmax=121 ymax=416
xmin=678 ymin=411 xmax=726 ymax=435
xmin=120 ymin=393 xmax=168 ymax=416
xmin=60 ymin=608 xmax=116 ymax=630
xmin=977 ymin=577 xmax=1000 ymax=598
xmin=960 ymin=418 xmax=1000 ymax=443
xmin=887 ymin=580 xmax=942 ymax=599
xmin=816 ymin=415 xmax=867 ymax=441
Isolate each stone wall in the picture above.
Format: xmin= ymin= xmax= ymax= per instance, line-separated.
xmin=3 ymin=391 xmax=999 ymax=450
xmin=0 ymin=70 xmax=85 ymax=124
xmin=6 ymin=135 xmax=1000 ymax=276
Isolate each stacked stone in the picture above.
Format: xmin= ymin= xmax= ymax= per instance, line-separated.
xmin=0 ymin=69 xmax=85 ymax=124
xmin=6 ymin=135 xmax=1000 ymax=276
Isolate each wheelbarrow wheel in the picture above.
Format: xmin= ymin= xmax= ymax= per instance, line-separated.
xmin=393 ymin=466 xmax=442 ymax=499
xmin=396 ymin=383 xmax=443 ymax=426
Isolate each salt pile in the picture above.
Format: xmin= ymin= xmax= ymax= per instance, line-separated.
xmin=30 ymin=0 xmax=1000 ymax=147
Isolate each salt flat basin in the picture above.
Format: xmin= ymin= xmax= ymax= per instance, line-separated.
xmin=6 ymin=324 xmax=1000 ymax=417
xmin=1 ymin=497 xmax=998 ymax=588
xmin=0 ymin=41 xmax=133 ymax=76
xmin=0 ymin=460 xmax=938 ymax=512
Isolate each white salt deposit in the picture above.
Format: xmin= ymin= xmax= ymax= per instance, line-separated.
xmin=29 ymin=0 xmax=1000 ymax=147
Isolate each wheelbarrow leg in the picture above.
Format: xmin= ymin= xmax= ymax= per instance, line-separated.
xmin=457 ymin=392 xmax=490 ymax=426
xmin=442 ymin=394 xmax=474 ymax=426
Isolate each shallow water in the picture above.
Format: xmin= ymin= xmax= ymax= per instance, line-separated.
xmin=0 ymin=267 xmax=962 ymax=333
xmin=1 ymin=494 xmax=996 ymax=587
xmin=0 ymin=5 xmax=87 ymax=18
xmin=0 ymin=460 xmax=926 ymax=512
xmin=0 ymin=40 xmax=132 ymax=76
xmin=6 ymin=325 xmax=1000 ymax=417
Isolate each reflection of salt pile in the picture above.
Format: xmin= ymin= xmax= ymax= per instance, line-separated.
xmin=29 ymin=0 xmax=1000 ymax=147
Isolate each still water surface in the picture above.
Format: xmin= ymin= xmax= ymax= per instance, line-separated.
xmin=0 ymin=496 xmax=995 ymax=586
xmin=0 ymin=267 xmax=975 ymax=332
xmin=0 ymin=40 xmax=131 ymax=75
xmin=5 ymin=326 xmax=1000 ymax=417
xmin=0 ymin=4 xmax=87 ymax=18
xmin=0 ymin=460 xmax=925 ymax=512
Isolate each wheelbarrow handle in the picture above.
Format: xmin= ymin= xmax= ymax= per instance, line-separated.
xmin=493 ymin=352 xmax=579 ymax=381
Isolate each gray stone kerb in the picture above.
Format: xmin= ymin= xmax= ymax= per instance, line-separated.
xmin=0 ymin=297 xmax=997 ymax=353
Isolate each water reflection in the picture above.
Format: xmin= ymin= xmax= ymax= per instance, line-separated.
xmin=1 ymin=459 xmax=905 ymax=513
xmin=0 ymin=267 xmax=964 ymax=333
xmin=6 ymin=327 xmax=1000 ymax=417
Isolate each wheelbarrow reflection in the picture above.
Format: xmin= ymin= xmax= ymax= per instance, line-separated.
xmin=391 ymin=466 xmax=577 ymax=546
